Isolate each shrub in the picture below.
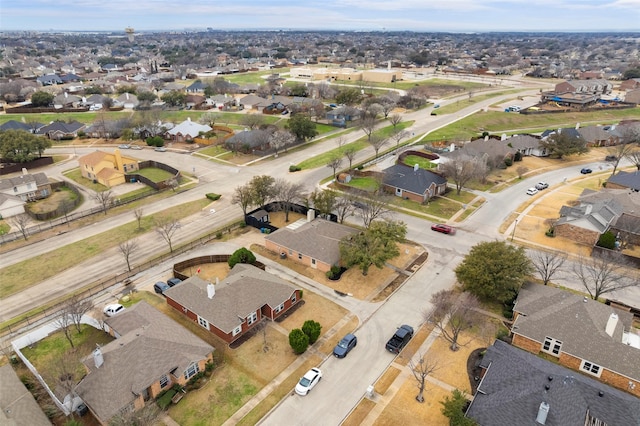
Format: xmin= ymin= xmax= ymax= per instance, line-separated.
xmin=326 ymin=265 xmax=341 ymax=280
xmin=302 ymin=320 xmax=322 ymax=344
xmin=545 ymin=227 xmax=555 ymax=237
xmin=597 ymin=231 xmax=616 ymax=249
xmin=289 ymin=328 xmax=309 ymax=354
xmin=441 ymin=389 xmax=476 ymax=426
xmin=206 ymin=193 xmax=221 ymax=201
xmin=289 ymin=165 xmax=301 ymax=172
xmin=514 ymin=151 xmax=523 ymax=162
xmin=228 ymin=247 xmax=256 ymax=268
xmin=156 ymin=389 xmax=177 ymax=410
xmin=504 ymin=157 xmax=513 ymax=167
xmin=146 ymin=136 xmax=164 ymax=147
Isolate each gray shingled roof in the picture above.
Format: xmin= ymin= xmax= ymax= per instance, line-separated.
xmin=75 ymin=301 xmax=213 ymax=423
xmin=466 ymin=340 xmax=640 ymax=426
xmin=0 ymin=365 xmax=51 ymax=426
xmin=512 ymin=282 xmax=640 ymax=382
xmin=265 ymin=218 xmax=357 ymax=266
xmin=0 ymin=172 xmax=50 ymax=192
xmin=608 ymin=170 xmax=640 ymax=191
xmin=164 ymin=264 xmax=298 ymax=333
xmin=382 ymin=164 xmax=446 ymax=196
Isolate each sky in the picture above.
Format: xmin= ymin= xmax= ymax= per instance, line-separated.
xmin=1 ymin=0 xmax=639 ymax=32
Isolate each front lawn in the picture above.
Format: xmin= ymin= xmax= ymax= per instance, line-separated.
xmin=136 ymin=167 xmax=175 ymax=182
xmin=63 ymin=168 xmax=108 ymax=192
xmin=401 ymin=155 xmax=437 ymax=170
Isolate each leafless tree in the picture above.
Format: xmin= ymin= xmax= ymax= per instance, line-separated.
xmin=391 ymin=128 xmax=409 ymax=151
xmin=134 ymin=208 xmax=144 ymax=230
xmin=66 ymin=294 xmax=93 ymax=334
xmin=274 ymin=178 xmax=306 ymax=222
xmin=155 ymin=218 xmax=180 ymax=253
xmin=327 ymin=154 xmax=343 ymax=179
xmin=625 ymin=148 xmax=640 ymax=171
xmin=334 ymin=195 xmax=356 ymax=224
xmin=572 ymin=252 xmax=637 ymax=300
xmin=61 ymin=199 xmax=75 ymax=227
xmin=42 ymin=349 xmax=81 ymax=400
xmin=378 ymin=96 xmax=396 ymax=118
xmin=54 ymin=306 xmax=75 ymax=349
xmin=409 ymin=353 xmax=438 ymax=403
xmin=439 ymin=155 xmax=483 ymax=195
xmin=609 ymin=128 xmax=638 ymax=176
xmin=344 ymin=146 xmax=358 ymax=170
xmin=530 ymin=250 xmax=567 ymax=285
xmin=199 ymin=111 xmax=220 ymax=128
xmin=10 ymin=213 xmax=30 ymax=240
xmin=516 ymin=165 xmax=529 ymax=179
xmin=428 ymin=290 xmax=480 ymax=351
xmin=241 ymin=113 xmax=264 ymax=130
xmin=269 ymin=129 xmax=296 ymax=156
xmin=110 ymin=404 xmax=160 ymax=426
xmin=316 ymin=82 xmax=336 ymax=99
xmin=335 ymin=136 xmax=346 ymax=149
xmin=359 ymin=192 xmax=392 ymax=228
xmin=360 ymin=115 xmax=377 ymax=141
xmin=232 ymin=183 xmax=254 ymax=216
xmin=119 ymin=239 xmax=139 ymax=272
xmin=368 ymin=133 xmax=387 ymax=158
xmin=92 ymin=190 xmax=114 ymax=215
xmin=167 ymin=177 xmax=179 ymax=192
xmin=388 ymin=113 xmax=402 ymax=130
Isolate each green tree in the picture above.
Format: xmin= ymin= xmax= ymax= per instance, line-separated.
xmin=441 ymin=389 xmax=476 ymax=426
xmin=339 ymin=220 xmax=407 ymax=276
xmin=288 ymin=328 xmax=309 ymax=354
xmin=249 ymin=175 xmax=276 ymax=207
xmin=623 ymin=68 xmax=640 ymax=79
xmin=309 ymin=189 xmax=337 ymax=218
xmin=161 ymin=90 xmax=186 ymax=107
xmin=0 ymin=129 xmax=51 ymax=162
xmin=301 ymin=320 xmax=322 ymax=344
xmin=31 ymin=91 xmax=54 ymax=107
xmin=335 ymin=88 xmax=363 ymax=106
xmin=455 ymin=241 xmax=533 ymax=304
xmin=137 ymin=91 xmax=157 ymax=103
xmin=228 ymin=247 xmax=256 ymax=268
xmin=289 ymin=83 xmax=308 ymax=97
xmin=539 ymin=131 xmax=588 ymax=159
xmin=146 ymin=136 xmax=164 ymax=147
xmin=84 ymin=86 xmax=103 ymax=95
xmin=286 ymin=113 xmax=318 ymax=141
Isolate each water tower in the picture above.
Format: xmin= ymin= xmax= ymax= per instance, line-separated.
xmin=125 ymin=27 xmax=135 ymax=42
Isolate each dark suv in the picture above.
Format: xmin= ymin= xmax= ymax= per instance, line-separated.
xmin=154 ymin=281 xmax=170 ymax=294
xmin=167 ymin=278 xmax=182 ymax=287
xmin=385 ymin=324 xmax=414 ymax=354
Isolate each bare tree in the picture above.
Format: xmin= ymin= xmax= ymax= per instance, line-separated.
xmin=334 ymin=195 xmax=356 ymax=224
xmin=110 ymin=404 xmax=160 ymax=426
xmin=409 ymin=353 xmax=438 ymax=403
xmin=360 ymin=115 xmax=377 ymax=141
xmin=388 ymin=113 xmax=402 ymax=130
xmin=572 ymin=252 xmax=637 ymax=300
xmin=359 ymin=192 xmax=392 ymax=228
xmin=327 ymin=154 xmax=343 ymax=179
xmin=119 ymin=239 xmax=139 ymax=272
xmin=92 ymin=190 xmax=114 ymax=215
xmin=61 ymin=199 xmax=75 ymax=227
xmin=439 ymin=155 xmax=482 ymax=195
xmin=428 ymin=290 xmax=479 ymax=351
xmin=269 ymin=129 xmax=295 ymax=156
xmin=54 ymin=305 xmax=75 ymax=349
xmin=368 ymin=133 xmax=387 ymax=158
xmin=609 ymin=128 xmax=638 ymax=176
xmin=134 ymin=208 xmax=144 ymax=230
xmin=274 ymin=178 xmax=306 ymax=222
xmin=10 ymin=213 xmax=30 ymax=240
xmin=530 ymin=250 xmax=567 ymax=285
xmin=155 ymin=218 xmax=180 ymax=253
xmin=390 ymin=128 xmax=408 ymax=151
xmin=66 ymin=294 xmax=93 ymax=334
xmin=344 ymin=146 xmax=358 ymax=170
xmin=42 ymin=349 xmax=81 ymax=400
xmin=199 ymin=111 xmax=220 ymax=127
xmin=378 ymin=96 xmax=396 ymax=119
xmin=625 ymin=148 xmax=640 ymax=170
xmin=241 ymin=113 xmax=264 ymax=130
xmin=232 ymin=183 xmax=254 ymax=216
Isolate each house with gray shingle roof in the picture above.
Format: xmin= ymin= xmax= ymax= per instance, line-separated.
xmin=0 ymin=172 xmax=52 ymax=202
xmin=607 ymin=170 xmax=640 ymax=192
xmin=165 ymin=118 xmax=211 ymax=142
xmin=382 ymin=163 xmax=447 ymax=203
xmin=265 ymin=217 xmax=358 ymax=273
xmin=75 ymin=301 xmax=214 ymax=425
xmin=510 ymin=282 xmax=640 ymax=399
xmin=0 ymin=364 xmax=51 ymax=426
xmin=466 ymin=340 xmax=640 ymax=426
xmin=36 ymin=120 xmax=85 ymax=139
xmin=164 ymin=264 xmax=301 ymax=344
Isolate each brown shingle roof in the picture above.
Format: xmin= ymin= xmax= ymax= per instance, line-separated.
xmin=0 ymin=365 xmax=51 ymax=426
xmin=78 ymin=150 xmax=111 ymax=167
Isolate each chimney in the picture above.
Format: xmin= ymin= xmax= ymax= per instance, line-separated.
xmin=536 ymin=402 xmax=549 ymax=425
xmin=207 ymin=283 xmax=215 ymax=299
xmin=64 ymin=92 xmax=68 ymax=98
xmin=93 ymin=347 xmax=104 ymax=368
xmin=605 ymin=313 xmax=618 ymax=337
xmin=414 ymin=163 xmax=419 ymax=172
xmin=307 ymin=209 xmax=315 ymax=222
xmin=575 ymin=122 xmax=580 ymax=129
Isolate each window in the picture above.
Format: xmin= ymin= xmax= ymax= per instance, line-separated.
xmin=232 ymin=325 xmax=242 ymax=336
xmin=184 ymin=362 xmax=199 ymax=380
xmin=159 ymin=375 xmax=169 ymax=389
xmin=274 ymin=303 xmax=284 ymax=314
xmin=298 ymin=253 xmax=302 ymax=260
xmin=291 ymin=293 xmax=297 ymax=304
xmin=198 ymin=316 xmax=209 ymax=329
xmin=542 ymin=337 xmax=562 ymax=356
xmin=311 ymin=259 xmax=316 ymax=266
xmin=247 ymin=312 xmax=257 ymax=325
xmin=581 ymin=360 xmax=602 ymax=377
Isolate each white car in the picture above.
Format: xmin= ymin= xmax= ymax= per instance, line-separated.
xmin=526 ymin=187 xmax=538 ymax=196
xmin=535 ymin=182 xmax=549 ymax=190
xmin=295 ymin=368 xmax=322 ymax=395
xmin=103 ymin=303 xmax=125 ymax=317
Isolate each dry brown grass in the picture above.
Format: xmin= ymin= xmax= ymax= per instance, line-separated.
xmin=342 ymin=398 xmax=377 ymax=426
xmin=374 ymin=366 xmax=402 ymax=395
xmin=394 ymin=323 xmax=434 ymax=367
xmin=373 ymin=379 xmax=449 ymax=426
xmin=277 ymin=289 xmax=348 ymax=334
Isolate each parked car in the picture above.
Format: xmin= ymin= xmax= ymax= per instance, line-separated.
xmin=535 ymin=182 xmax=549 ymax=190
xmin=526 ymin=187 xmax=539 ymax=196
xmin=333 ymin=333 xmax=357 ymax=358
xmin=154 ymin=281 xmax=170 ymax=294
xmin=295 ymin=368 xmax=322 ymax=395
xmin=431 ymin=224 xmax=455 ymax=235
xmin=580 ymin=168 xmax=593 ymax=174
xmin=434 ymin=104 xmax=440 ymax=108
xmin=131 ymin=145 xmax=142 ymax=150
xmin=167 ymin=278 xmax=182 ymax=287
xmin=154 ymin=147 xmax=166 ymax=152
xmin=385 ymin=324 xmax=414 ymax=354
xmin=103 ymin=303 xmax=125 ymax=317
xmin=118 ymin=144 xmax=130 ymax=149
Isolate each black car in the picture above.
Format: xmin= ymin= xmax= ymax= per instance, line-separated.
xmin=580 ymin=168 xmax=592 ymax=174
xmin=167 ymin=277 xmax=182 ymax=287
xmin=333 ymin=333 xmax=357 ymax=358
xmin=385 ymin=324 xmax=414 ymax=354
xmin=154 ymin=281 xmax=170 ymax=294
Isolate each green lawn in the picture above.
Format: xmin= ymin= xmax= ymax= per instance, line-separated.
xmin=0 ymin=111 xmax=131 ymax=125
xmin=348 ymin=177 xmax=379 ymax=192
xmin=136 ymin=167 xmax=175 ymax=182
xmin=63 ymin=168 xmax=109 ymax=192
xmin=401 ymin=155 xmax=437 ymax=170
xmin=331 ymin=77 xmax=487 ymax=92
xmin=435 ymin=89 xmax=523 ymax=115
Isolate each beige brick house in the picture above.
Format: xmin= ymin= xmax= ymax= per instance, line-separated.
xmin=78 ymin=149 xmax=139 ymax=187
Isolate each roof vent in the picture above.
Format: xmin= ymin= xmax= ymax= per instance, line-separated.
xmin=414 ymin=163 xmax=419 ymax=172
xmin=605 ymin=313 xmax=618 ymax=337
xmin=536 ymin=401 xmax=549 ymax=425
xmin=583 ymin=297 xmax=588 ymax=303
xmin=544 ymin=384 xmax=550 ymax=390
xmin=599 ymin=391 xmax=604 ymax=397
xmin=93 ymin=347 xmax=104 ymax=368
xmin=548 ymin=376 xmax=553 ymax=382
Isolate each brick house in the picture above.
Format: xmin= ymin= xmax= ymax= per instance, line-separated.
xmin=607 ymin=170 xmax=640 ymax=192
xmin=78 ymin=149 xmax=139 ymax=187
xmin=75 ymin=301 xmax=214 ymax=425
xmin=0 ymin=171 xmax=52 ymax=202
xmin=553 ymin=79 xmax=612 ymax=96
xmin=164 ymin=264 xmax=301 ymax=344
xmin=510 ymin=282 xmax=640 ymax=398
xmin=381 ymin=163 xmax=447 ymax=203
xmin=264 ymin=217 xmax=358 ymax=273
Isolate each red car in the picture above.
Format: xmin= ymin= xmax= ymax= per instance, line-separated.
xmin=431 ymin=224 xmax=456 ymax=235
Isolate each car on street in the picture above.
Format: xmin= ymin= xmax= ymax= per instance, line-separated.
xmin=385 ymin=324 xmax=414 ymax=354
xmin=433 ymin=104 xmax=440 ymax=108
xmin=295 ymin=368 xmax=322 ymax=395
xmin=333 ymin=333 xmax=357 ymax=358
xmin=535 ymin=182 xmax=549 ymax=190
xmin=131 ymin=145 xmax=142 ymax=150
xmin=167 ymin=278 xmax=182 ymax=287
xmin=154 ymin=281 xmax=170 ymax=294
xmin=526 ymin=187 xmax=539 ymax=196
xmin=103 ymin=303 xmax=125 ymax=317
xmin=580 ymin=168 xmax=592 ymax=174
xmin=154 ymin=147 xmax=167 ymax=152
xmin=118 ymin=144 xmax=130 ymax=149
xmin=431 ymin=224 xmax=455 ymax=235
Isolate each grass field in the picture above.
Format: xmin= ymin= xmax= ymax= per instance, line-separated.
xmin=136 ymin=167 xmax=175 ymax=182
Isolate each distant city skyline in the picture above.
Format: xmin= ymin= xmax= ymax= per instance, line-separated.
xmin=1 ymin=0 xmax=639 ymax=32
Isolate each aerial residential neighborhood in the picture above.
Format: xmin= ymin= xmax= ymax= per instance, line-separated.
xmin=0 ymin=11 xmax=639 ymax=426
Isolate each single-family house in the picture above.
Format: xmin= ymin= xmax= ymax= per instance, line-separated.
xmin=115 ymin=92 xmax=139 ymax=109
xmin=165 ymin=118 xmax=211 ymax=142
xmin=382 ymin=163 xmax=447 ymax=203
xmin=186 ymin=81 xmax=209 ymax=93
xmin=75 ymin=301 xmax=214 ymax=425
xmin=577 ymin=125 xmax=615 ymax=147
xmin=326 ymin=106 xmax=360 ymax=127
xmin=506 ymin=134 xmax=548 ymax=157
xmin=78 ymin=149 xmax=139 ymax=187
xmin=554 ymin=79 xmax=612 ymax=96
xmin=238 ymin=94 xmax=267 ymax=110
xmin=265 ymin=217 xmax=358 ymax=273
xmin=0 ymin=172 xmax=52 ymax=202
xmin=0 ymin=364 xmax=51 ymax=426
xmin=185 ymin=94 xmax=206 ymax=110
xmin=53 ymin=92 xmax=82 ymax=109
xmin=625 ymin=88 xmax=640 ymax=104
xmin=0 ymin=193 xmax=26 ymax=218
xmin=224 ymin=129 xmax=272 ymax=153
xmin=0 ymin=120 xmax=44 ymax=133
xmin=466 ymin=340 xmax=640 ymax=426
xmin=36 ymin=74 xmax=63 ymax=86
xmin=36 ymin=120 xmax=85 ymax=140
xmin=607 ymin=170 xmax=640 ymax=192
xmin=164 ymin=264 xmax=301 ymax=344
xmin=510 ymin=282 xmax=640 ymax=398
xmin=620 ymin=78 xmax=640 ymax=91
xmin=555 ymin=196 xmax=622 ymax=246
